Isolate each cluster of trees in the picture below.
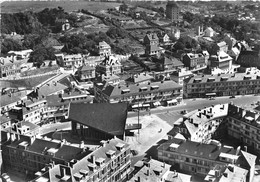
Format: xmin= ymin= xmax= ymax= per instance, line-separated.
xmin=59 ymin=31 xmax=111 ymax=54
xmin=1 ymin=11 xmax=43 ymax=34
xmin=173 ymin=36 xmax=199 ymax=51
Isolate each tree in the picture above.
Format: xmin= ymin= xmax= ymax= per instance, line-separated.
xmin=29 ymin=45 xmax=55 ymax=67
xmin=119 ymin=2 xmax=128 ymax=12
xmin=1 ymin=39 xmax=23 ymax=54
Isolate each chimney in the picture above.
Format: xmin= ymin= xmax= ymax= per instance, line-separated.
xmin=244 ymin=146 xmax=247 ymax=152
xmin=197 ymin=112 xmax=201 ymax=118
xmin=236 ymin=146 xmax=241 ymax=155
xmin=137 ymin=176 xmax=140 ymax=182
xmin=80 ymin=141 xmax=84 ymax=148
xmin=146 ymin=169 xmax=149 ymax=176
xmin=163 ymin=162 xmax=165 ymax=168
xmin=61 ymin=167 xmax=66 ymax=177
xmin=223 ymin=172 xmax=228 ymax=178
xmin=228 ymin=166 xmax=234 ymax=172
xmin=91 ymin=155 xmax=95 ymax=164
xmin=203 ymin=109 xmax=206 ymax=115
xmin=11 ymin=133 xmax=16 ymax=142
xmin=30 ymin=135 xmax=36 ymax=145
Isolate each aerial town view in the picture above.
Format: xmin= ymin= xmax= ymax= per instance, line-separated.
xmin=0 ymin=0 xmax=260 ymax=182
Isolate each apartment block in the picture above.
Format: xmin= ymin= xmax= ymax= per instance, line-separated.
xmin=1 ymin=131 xmax=93 ymax=178
xmin=9 ymin=98 xmax=47 ymax=125
xmin=227 ymin=104 xmax=260 ymax=154
xmin=183 ymin=71 xmax=260 ymax=98
xmin=32 ymin=138 xmax=131 ymax=182
xmin=94 ymin=80 xmax=183 ymax=110
xmin=129 ymin=158 xmax=191 ymax=182
xmin=157 ymin=137 xmax=256 ymax=182
xmin=166 ymin=1 xmax=181 ymax=23
xmin=173 ymin=104 xmax=228 ymax=143
xmin=55 ymin=54 xmax=84 ymax=69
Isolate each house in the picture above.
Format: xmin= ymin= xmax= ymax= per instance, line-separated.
xmin=204 ymin=164 xmax=248 ymax=182
xmin=166 ymin=1 xmax=181 ymax=23
xmin=228 ymin=46 xmax=240 ymax=61
xmin=96 ymin=55 xmax=122 ymax=76
xmin=157 ymin=56 xmax=184 ymax=72
xmin=204 ymin=27 xmax=215 ymax=37
xmin=98 ymin=41 xmax=111 ymax=56
xmin=9 ymin=98 xmax=47 ymax=125
xmin=0 ymin=53 xmax=27 ymax=78
xmin=171 ymin=68 xmax=193 ymax=85
xmin=55 ymin=19 xmax=70 ymax=31
xmin=0 ymin=115 xmax=12 ymax=130
xmin=77 ymin=64 xmax=95 ymax=81
xmin=69 ymin=102 xmax=128 ymax=140
xmin=211 ymin=41 xmax=229 ymax=55
xmin=224 ymin=34 xmax=237 ymax=50
xmin=182 ymin=52 xmax=208 ymax=72
xmin=8 ymin=49 xmax=33 ymax=59
xmin=55 ymin=53 xmax=84 ymax=69
xmin=209 ymin=51 xmax=233 ymax=72
xmin=32 ymin=137 xmax=131 ymax=182
xmin=157 ymin=32 xmax=170 ymax=44
xmin=144 ymin=33 xmax=165 ymax=56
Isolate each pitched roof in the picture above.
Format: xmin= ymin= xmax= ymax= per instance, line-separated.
xmin=240 ymin=150 xmax=256 ymax=167
xmin=0 ymin=91 xmax=27 ymax=107
xmin=68 ymin=103 xmax=128 ymax=136
xmin=98 ymin=80 xmax=182 ymax=98
xmin=0 ymin=74 xmax=57 ymax=89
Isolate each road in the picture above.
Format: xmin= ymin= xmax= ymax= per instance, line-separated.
xmin=39 ymin=95 xmax=260 ymax=135
xmin=128 ymin=95 xmax=260 ymax=125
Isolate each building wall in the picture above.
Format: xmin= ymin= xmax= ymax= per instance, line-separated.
xmin=166 ymin=5 xmax=180 ymax=22
xmin=184 ymin=78 xmax=260 ymax=98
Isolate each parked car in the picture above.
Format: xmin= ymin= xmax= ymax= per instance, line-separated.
xmin=230 ymin=95 xmax=236 ymax=99
xmin=130 ymin=150 xmax=138 ymax=156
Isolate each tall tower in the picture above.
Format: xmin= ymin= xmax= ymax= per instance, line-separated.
xmin=166 ymin=1 xmax=180 ymax=24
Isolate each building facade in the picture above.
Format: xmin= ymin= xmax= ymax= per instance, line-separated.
xmin=78 ymin=65 xmax=96 ymax=81
xmin=144 ymin=33 xmax=164 ymax=56
xmin=32 ymin=138 xmax=131 ymax=182
xmin=98 ymin=41 xmax=111 ymax=56
xmin=183 ymin=72 xmax=260 ymax=98
xmin=94 ymin=80 xmax=183 ymax=109
xmin=55 ymin=54 xmax=84 ymax=69
xmin=182 ymin=52 xmax=208 ymax=72
xmin=166 ymin=2 xmax=181 ymax=23
xmin=96 ymin=55 xmax=122 ymax=76
xmin=209 ymin=51 xmax=233 ymax=73
xmin=0 ymin=53 xmax=26 ymax=78
xmin=157 ymin=137 xmax=256 ymax=182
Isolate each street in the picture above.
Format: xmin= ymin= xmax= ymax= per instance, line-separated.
xmin=128 ymin=95 xmax=260 ymax=125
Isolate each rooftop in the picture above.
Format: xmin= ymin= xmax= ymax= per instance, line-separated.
xmin=158 ymin=138 xmax=237 ymax=162
xmin=68 ymin=103 xmax=128 ymax=136
xmin=185 ymin=72 xmax=260 ymax=85
xmin=96 ymin=80 xmax=182 ymax=98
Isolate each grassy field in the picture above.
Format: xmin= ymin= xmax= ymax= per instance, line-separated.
xmin=1 ymin=1 xmax=121 ymax=13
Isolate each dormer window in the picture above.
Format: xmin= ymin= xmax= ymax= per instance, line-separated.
xmin=139 ymin=87 xmax=148 ymax=92
xmin=116 ymin=143 xmax=125 ymax=151
xmin=244 ymin=75 xmax=251 ymax=80
xmin=121 ymin=89 xmax=130 ymax=94
xmin=151 ymin=85 xmax=159 ymax=90
xmin=79 ymin=169 xmax=88 ymax=177
xmin=106 ymin=150 xmax=116 ymax=158
xmin=169 ymin=143 xmax=179 ymax=151
xmin=221 ymin=76 xmax=229 ymax=81
xmin=207 ymin=77 xmax=215 ymax=82
xmin=88 ymin=163 xmax=96 ymax=171
xmin=194 ymin=78 xmax=202 ymax=83
xmin=96 ymin=157 xmax=105 ymax=166
xmin=74 ymin=173 xmax=83 ymax=181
